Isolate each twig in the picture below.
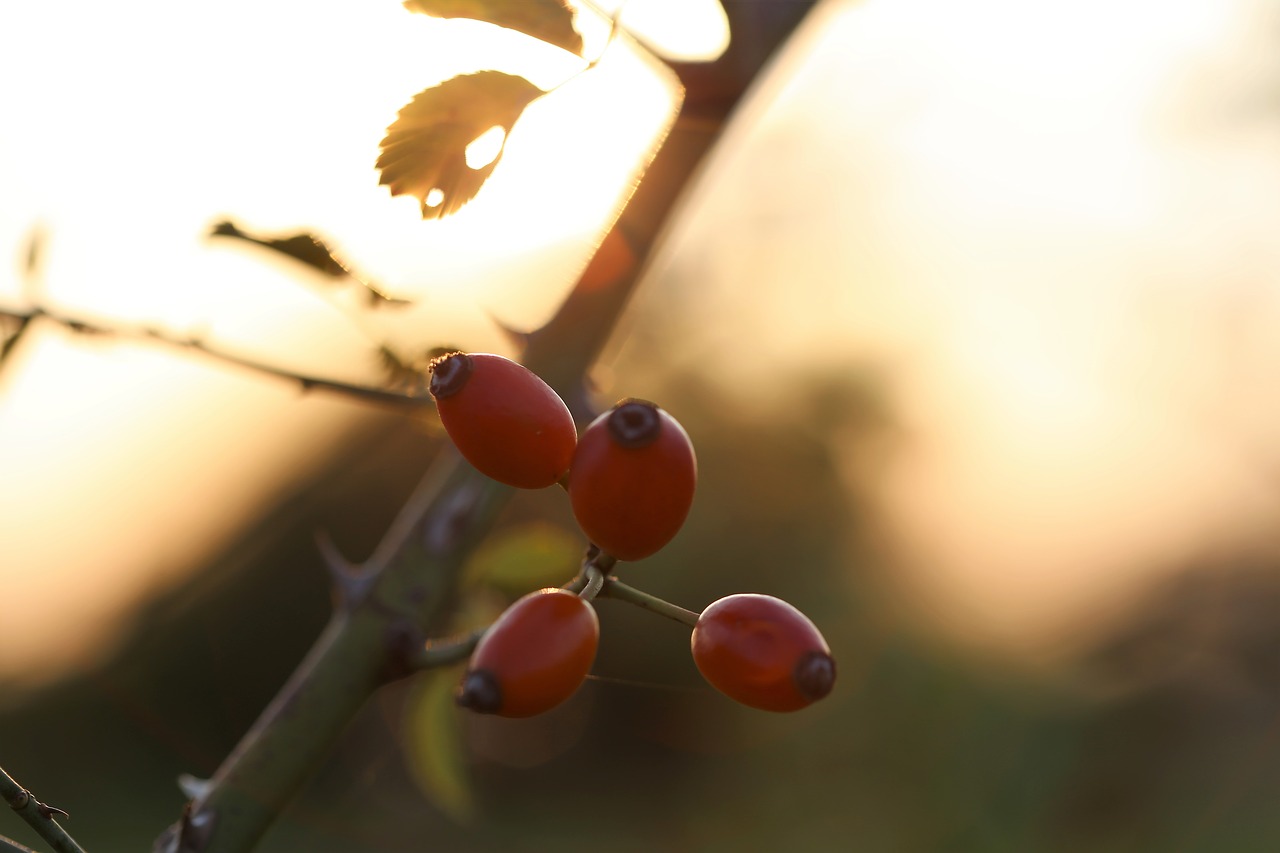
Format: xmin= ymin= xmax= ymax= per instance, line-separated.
xmin=0 ymin=765 xmax=85 ymax=853
xmin=598 ymin=577 xmax=700 ymax=628
xmin=0 ymin=835 xmax=37 ymax=853
xmin=0 ymin=306 xmax=430 ymax=409
xmin=410 ymin=627 xmax=487 ymax=670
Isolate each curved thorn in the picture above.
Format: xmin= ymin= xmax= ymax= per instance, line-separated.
xmin=314 ymin=529 xmax=374 ymax=609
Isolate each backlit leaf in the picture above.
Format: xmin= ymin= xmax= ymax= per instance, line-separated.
xmin=404 ymin=666 xmax=474 ymax=822
xmin=462 ymin=522 xmax=582 ymax=596
xmin=377 ymin=72 xmax=543 ymax=219
xmin=403 ymin=0 xmax=583 ymax=56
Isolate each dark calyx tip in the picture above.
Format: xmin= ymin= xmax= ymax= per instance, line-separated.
xmin=429 ymin=352 xmax=473 ymax=399
xmin=456 ymin=669 xmax=502 ymax=714
xmin=607 ymin=399 xmax=662 ymax=448
xmin=793 ymin=650 xmax=836 ymax=703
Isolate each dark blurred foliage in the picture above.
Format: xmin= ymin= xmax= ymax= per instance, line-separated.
xmin=3 ymin=362 xmax=1280 ymax=852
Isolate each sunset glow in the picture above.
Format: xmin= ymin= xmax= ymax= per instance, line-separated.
xmin=621 ymin=0 xmax=1280 ymax=661
xmin=0 ymin=0 xmax=679 ymax=685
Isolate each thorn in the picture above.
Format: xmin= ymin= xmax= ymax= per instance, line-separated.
xmin=8 ymin=789 xmax=69 ymax=821
xmin=488 ymin=315 xmax=530 ymax=353
xmin=365 ymin=287 xmax=412 ymax=309
xmin=315 ymin=529 xmax=375 ymax=609
xmin=177 ymin=774 xmax=211 ymax=802
xmin=36 ymin=802 xmax=69 ymax=821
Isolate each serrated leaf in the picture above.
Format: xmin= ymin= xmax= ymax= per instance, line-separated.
xmin=405 ymin=667 xmax=474 ymax=823
xmin=378 ymin=72 xmax=543 ymax=219
xmin=462 ymin=522 xmax=582 ymax=596
xmin=403 ymin=0 xmax=583 ymax=56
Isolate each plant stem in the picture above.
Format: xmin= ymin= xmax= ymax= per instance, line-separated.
xmin=412 ymin=627 xmax=485 ymax=669
xmin=0 ymin=309 xmax=430 ymax=410
xmin=578 ymin=563 xmax=607 ymax=602
xmin=0 ymin=765 xmax=85 ymax=853
xmin=154 ymin=454 xmax=509 ymax=853
xmin=599 ymin=578 xmax=700 ymax=628
xmin=0 ymin=835 xmax=36 ymax=853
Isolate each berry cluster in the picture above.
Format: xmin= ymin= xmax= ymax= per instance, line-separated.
xmin=428 ymin=352 xmax=835 ymax=716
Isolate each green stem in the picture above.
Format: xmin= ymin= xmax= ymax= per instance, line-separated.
xmin=412 ymin=628 xmax=485 ymax=669
xmin=0 ymin=765 xmax=85 ymax=853
xmin=0 ymin=835 xmax=36 ymax=853
xmin=578 ymin=564 xmax=607 ymax=602
xmin=154 ymin=454 xmax=510 ymax=853
xmin=599 ymin=578 xmax=700 ymax=628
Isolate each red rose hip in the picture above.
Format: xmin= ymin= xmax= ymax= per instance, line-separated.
xmin=691 ymin=594 xmax=835 ymax=712
xmin=567 ymin=400 xmax=697 ymax=561
xmin=429 ymin=352 xmax=576 ymax=489
xmin=456 ymin=588 xmax=599 ymax=718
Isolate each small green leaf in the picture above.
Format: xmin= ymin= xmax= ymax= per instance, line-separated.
xmin=377 ymin=72 xmax=543 ymax=219
xmin=403 ymin=0 xmax=583 ymax=56
xmin=463 ymin=522 xmax=582 ymax=596
xmin=404 ymin=666 xmax=474 ymax=823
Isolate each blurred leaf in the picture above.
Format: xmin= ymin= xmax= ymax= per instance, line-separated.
xmin=377 ymin=72 xmax=543 ymax=219
xmin=404 ymin=666 xmax=474 ymax=823
xmin=463 ymin=522 xmax=582 ymax=596
xmin=209 ymin=220 xmax=411 ymax=307
xmin=403 ymin=0 xmax=583 ymax=56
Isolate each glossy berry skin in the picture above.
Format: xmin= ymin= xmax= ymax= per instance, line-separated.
xmin=691 ymin=594 xmax=835 ymax=712
xmin=429 ymin=352 xmax=576 ymax=489
xmin=567 ymin=400 xmax=696 ymax=561
xmin=456 ymin=589 xmax=599 ymax=718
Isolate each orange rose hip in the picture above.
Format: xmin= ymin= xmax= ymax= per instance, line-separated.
xmin=691 ymin=594 xmax=835 ymax=712
xmin=429 ymin=352 xmax=576 ymax=489
xmin=567 ymin=400 xmax=697 ymax=562
xmin=456 ymin=589 xmax=599 ymax=718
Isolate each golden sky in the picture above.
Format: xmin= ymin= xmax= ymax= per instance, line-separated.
xmin=0 ymin=0 xmax=686 ymax=687
xmin=619 ymin=0 xmax=1280 ymax=663
xmin=5 ymin=0 xmax=1280 ymax=685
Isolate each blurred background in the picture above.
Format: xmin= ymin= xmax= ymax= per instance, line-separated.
xmin=4 ymin=0 xmax=1280 ymax=850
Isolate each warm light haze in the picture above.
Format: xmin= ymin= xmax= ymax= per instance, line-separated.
xmin=5 ymin=0 xmax=1280 ymax=684
xmin=0 ymin=0 xmax=684 ymax=686
xmin=619 ymin=0 xmax=1280 ymax=664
